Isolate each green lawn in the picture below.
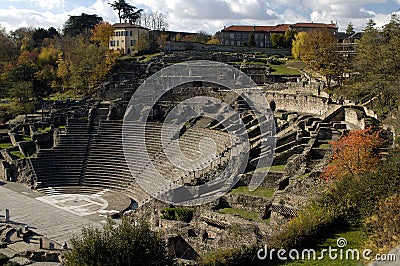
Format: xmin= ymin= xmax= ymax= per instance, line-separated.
xmin=10 ymin=150 xmax=25 ymax=159
xmin=218 ymin=208 xmax=261 ymax=221
xmin=269 ymin=63 xmax=302 ymax=75
xmin=318 ymin=143 xmax=331 ymax=149
xmin=230 ymin=186 xmax=275 ymax=198
xmin=0 ymin=143 xmax=14 ymax=149
xmin=282 ymin=227 xmax=368 ymax=266
xmin=253 ymin=165 xmax=286 ymax=173
xmin=45 ymin=90 xmax=84 ymax=101
xmin=298 ymin=173 xmax=310 ymax=179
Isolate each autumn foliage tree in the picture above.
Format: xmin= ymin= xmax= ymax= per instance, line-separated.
xmin=322 ymin=128 xmax=382 ymax=181
xmin=91 ymin=22 xmax=115 ymax=48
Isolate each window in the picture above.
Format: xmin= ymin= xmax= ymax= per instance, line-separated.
xmin=130 ymin=31 xmax=133 ymax=36
xmin=131 ymin=40 xmax=136 ymax=46
xmin=116 ymin=40 xmax=119 ymax=46
xmin=110 ymin=40 xmax=115 ymax=47
xmin=230 ymin=33 xmax=234 ymax=39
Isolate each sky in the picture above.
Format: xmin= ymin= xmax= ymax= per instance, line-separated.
xmin=0 ymin=0 xmax=399 ymax=34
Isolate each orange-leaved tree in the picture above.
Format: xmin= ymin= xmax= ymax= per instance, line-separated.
xmin=322 ymin=128 xmax=382 ymax=181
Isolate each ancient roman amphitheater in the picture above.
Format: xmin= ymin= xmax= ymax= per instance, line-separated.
xmin=0 ymin=51 xmax=387 ymax=263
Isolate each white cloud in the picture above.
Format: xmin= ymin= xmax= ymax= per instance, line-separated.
xmin=6 ymin=0 xmax=65 ymax=10
xmin=0 ymin=0 xmax=397 ymax=33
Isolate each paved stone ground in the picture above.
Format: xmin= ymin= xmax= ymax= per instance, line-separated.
xmin=0 ymin=184 xmax=103 ymax=244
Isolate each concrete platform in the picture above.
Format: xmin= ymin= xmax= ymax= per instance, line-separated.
xmin=0 ymin=182 xmax=132 ymax=244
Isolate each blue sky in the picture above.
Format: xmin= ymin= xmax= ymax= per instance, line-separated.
xmin=0 ymin=0 xmax=399 ymax=34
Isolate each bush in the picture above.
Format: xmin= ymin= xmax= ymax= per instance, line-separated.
xmin=198 ymin=246 xmax=263 ymax=266
xmin=269 ymin=203 xmax=336 ymax=250
xmin=321 ymin=150 xmax=400 ymax=225
xmin=0 ymin=253 xmax=9 ymax=265
xmin=364 ymin=193 xmax=400 ymax=255
xmin=160 ymin=208 xmax=193 ymax=223
xmin=64 ymin=218 xmax=173 ymax=266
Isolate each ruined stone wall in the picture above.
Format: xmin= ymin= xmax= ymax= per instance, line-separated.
xmin=266 ymin=92 xmax=330 ymax=115
xmin=166 ymin=41 xmax=292 ymax=55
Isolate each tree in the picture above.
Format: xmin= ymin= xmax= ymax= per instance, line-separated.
xmin=301 ymin=29 xmax=344 ymax=87
xmin=109 ymin=0 xmax=142 ymax=24
xmin=321 ymin=128 xmax=382 ymax=181
xmin=346 ymin=22 xmax=355 ymax=35
xmin=91 ymin=22 xmax=115 ymax=48
xmin=156 ymin=34 xmax=168 ymax=49
xmin=283 ymin=29 xmax=297 ymax=48
xmin=140 ymin=12 xmax=168 ymax=30
xmin=270 ymin=33 xmax=284 ymax=48
xmin=0 ymin=25 xmax=17 ymax=63
xmin=247 ymin=31 xmax=256 ymax=47
xmin=351 ymin=15 xmax=400 ymax=119
xmin=64 ymin=219 xmax=173 ymax=266
xmin=31 ymin=27 xmax=59 ymax=48
xmin=291 ymin=31 xmax=308 ymax=59
xmin=133 ymin=33 xmax=150 ymax=52
xmin=63 ymin=13 xmax=103 ymax=37
xmin=55 ymin=34 xmax=118 ymax=94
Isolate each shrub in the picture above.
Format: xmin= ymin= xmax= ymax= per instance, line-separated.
xmin=364 ymin=193 xmax=400 ymax=255
xmin=160 ymin=207 xmax=193 ymax=223
xmin=269 ymin=203 xmax=336 ymax=250
xmin=198 ymin=246 xmax=263 ymax=266
xmin=64 ymin=218 xmax=173 ymax=266
xmin=321 ymin=149 xmax=400 ymax=225
xmin=0 ymin=253 xmax=9 ymax=265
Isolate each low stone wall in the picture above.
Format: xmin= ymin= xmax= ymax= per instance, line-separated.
xmin=224 ymin=194 xmax=271 ymax=214
xmin=266 ymin=92 xmax=330 ymax=115
xmin=166 ymin=41 xmax=292 ymax=55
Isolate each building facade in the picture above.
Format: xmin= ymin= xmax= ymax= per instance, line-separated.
xmin=109 ymin=23 xmax=149 ymax=54
xmin=221 ymin=22 xmax=339 ymax=48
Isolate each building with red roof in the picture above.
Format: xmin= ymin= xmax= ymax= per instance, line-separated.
xmin=220 ymin=22 xmax=339 ymax=48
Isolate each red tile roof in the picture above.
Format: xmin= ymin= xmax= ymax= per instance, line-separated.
xmin=112 ymin=23 xmax=148 ymax=30
xmin=222 ymin=25 xmax=275 ymax=32
xmin=271 ymin=24 xmax=291 ymax=32
xmin=222 ymin=23 xmax=337 ymax=33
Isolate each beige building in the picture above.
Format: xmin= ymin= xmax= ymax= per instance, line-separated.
xmin=109 ymin=23 xmax=149 ymax=54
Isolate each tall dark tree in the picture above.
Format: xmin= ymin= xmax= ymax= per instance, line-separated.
xmin=351 ymin=15 xmax=400 ymax=119
xmin=109 ymin=0 xmax=142 ymax=23
xmin=247 ymin=31 xmax=256 ymax=47
xmin=63 ymin=13 xmax=103 ymax=37
xmin=31 ymin=27 xmax=60 ymax=48
xmin=346 ymin=22 xmax=355 ymax=34
xmin=271 ymin=33 xmax=284 ymax=48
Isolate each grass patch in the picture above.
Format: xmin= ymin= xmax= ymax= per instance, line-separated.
xmin=298 ymin=173 xmax=310 ymax=179
xmin=231 ymin=186 xmax=275 ymax=198
xmin=10 ymin=150 xmax=25 ymax=159
xmin=140 ymin=52 xmax=162 ymax=62
xmin=318 ymin=143 xmax=330 ymax=149
xmin=218 ymin=208 xmax=260 ymax=221
xmin=282 ymin=227 xmax=367 ymax=266
xmin=45 ymin=90 xmax=84 ymax=101
xmin=0 ymin=143 xmax=13 ymax=149
xmin=21 ymin=135 xmax=32 ymax=141
xmin=38 ymin=126 xmax=51 ymax=133
xmin=269 ymin=63 xmax=301 ymax=75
